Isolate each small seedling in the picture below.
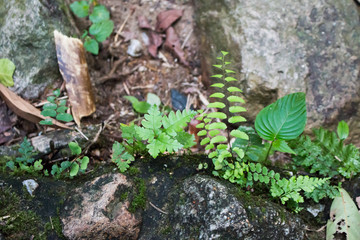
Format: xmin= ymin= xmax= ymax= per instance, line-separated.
xmin=70 ymin=0 xmax=114 ymax=55
xmin=39 ymin=89 xmax=73 ymax=125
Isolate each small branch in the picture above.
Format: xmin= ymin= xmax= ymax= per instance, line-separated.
xmin=114 ymin=7 xmax=135 ymax=43
xmin=75 ymin=126 xmax=89 ymax=140
xmin=181 ymin=29 xmax=193 ymax=49
xmin=264 ymin=141 xmax=274 ymax=162
xmin=49 ymin=216 xmax=54 ymax=229
xmin=149 ymin=202 xmax=168 ymax=214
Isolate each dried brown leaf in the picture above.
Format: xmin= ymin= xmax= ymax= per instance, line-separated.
xmin=155 ymin=9 xmax=183 ymax=32
xmin=0 ymin=84 xmax=70 ymax=129
xmin=164 ymin=27 xmax=188 ymax=66
xmin=138 ymin=16 xmax=152 ymax=29
xmin=54 ymin=30 xmax=96 ymax=127
xmin=148 ymin=31 xmax=163 ymax=58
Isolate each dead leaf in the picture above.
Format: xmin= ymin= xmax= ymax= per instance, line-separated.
xmin=54 ymin=30 xmax=96 ymax=127
xmin=155 ymin=9 xmax=183 ymax=32
xmin=138 ymin=16 xmax=152 ymax=29
xmin=0 ymin=84 xmax=71 ymax=129
xmin=164 ymin=27 xmax=188 ymax=66
xmin=148 ymin=32 xmax=163 ymax=58
xmin=120 ymin=31 xmax=136 ymax=42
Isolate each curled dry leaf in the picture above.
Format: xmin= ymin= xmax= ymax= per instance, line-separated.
xmin=54 ymin=30 xmax=96 ymax=127
xmin=164 ymin=27 xmax=188 ymax=66
xmin=0 ymin=84 xmax=70 ymax=129
xmin=138 ymin=16 xmax=152 ymax=29
xmin=155 ymin=9 xmax=183 ymax=32
xmin=148 ymin=32 xmax=163 ymax=58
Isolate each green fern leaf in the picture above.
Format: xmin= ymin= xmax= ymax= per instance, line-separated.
xmin=141 ymin=105 xmax=163 ymax=130
xmin=228 ymin=116 xmax=246 ymax=123
xmin=227 ymin=96 xmax=245 ymax=103
xmin=207 ymin=112 xmax=227 ymax=119
xmin=163 ymin=109 xmax=196 ymax=136
xmin=229 ymin=106 xmax=246 ymax=113
xmin=210 ymin=92 xmax=225 ymax=98
xmin=208 ymin=102 xmax=226 ymax=108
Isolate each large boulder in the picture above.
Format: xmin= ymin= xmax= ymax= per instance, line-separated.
xmin=0 ymin=0 xmax=73 ymax=99
xmin=194 ymin=0 xmax=360 ymax=142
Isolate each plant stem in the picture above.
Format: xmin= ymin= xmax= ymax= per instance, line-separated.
xmin=264 ymin=141 xmax=274 ymax=162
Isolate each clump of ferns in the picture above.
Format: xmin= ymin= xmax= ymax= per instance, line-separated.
xmin=196 ymin=51 xmax=249 ymax=174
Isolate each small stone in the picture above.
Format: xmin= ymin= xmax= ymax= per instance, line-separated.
xmin=127 ymin=39 xmax=143 ymax=57
xmin=22 ymin=179 xmax=39 ymax=196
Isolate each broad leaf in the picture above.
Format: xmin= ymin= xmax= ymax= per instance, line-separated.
xmin=255 ymin=92 xmax=306 ymax=141
xmin=70 ymin=163 xmax=79 ymax=177
xmin=56 ymin=113 xmax=74 ymax=122
xmin=272 ymin=139 xmax=296 ymax=154
xmin=337 ymin=121 xmax=349 ymax=140
xmin=89 ymin=19 xmax=114 ymax=42
xmin=84 ymin=38 xmax=99 ymax=55
xmin=70 ymin=1 xmax=89 ymax=18
xmin=69 ymin=142 xmax=81 ymax=155
xmin=89 ymin=5 xmax=110 ymax=23
xmin=147 ymin=93 xmax=161 ymax=106
xmin=80 ymin=156 xmax=89 ymax=170
xmin=0 ymin=58 xmax=15 ymax=87
xmin=326 ymin=188 xmax=360 ymax=240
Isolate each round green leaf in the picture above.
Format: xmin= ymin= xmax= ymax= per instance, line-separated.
xmin=39 ymin=119 xmax=53 ymax=125
xmin=84 ymin=38 xmax=99 ymax=55
xmin=41 ymin=109 xmax=56 ymax=117
xmin=255 ymin=92 xmax=306 ymax=141
xmin=89 ymin=5 xmax=110 ymax=23
xmin=69 ymin=142 xmax=81 ymax=155
xmin=56 ymin=106 xmax=68 ymax=113
xmin=70 ymin=1 xmax=89 ymax=18
xmin=207 ymin=102 xmax=226 ymax=109
xmin=0 ymin=58 xmax=15 ymax=87
xmin=43 ymin=102 xmax=57 ymax=110
xmin=56 ymin=113 xmax=73 ymax=122
xmin=89 ymin=19 xmax=114 ymax=42
xmin=209 ymin=92 xmax=225 ymax=98
xmin=337 ymin=120 xmax=349 ymax=140
xmin=70 ymin=163 xmax=80 ymax=177
xmin=210 ymin=135 xmax=227 ymax=144
xmin=53 ymin=89 xmax=61 ymax=97
xmin=147 ymin=93 xmax=161 ymax=106
xmin=80 ymin=156 xmax=89 ymax=170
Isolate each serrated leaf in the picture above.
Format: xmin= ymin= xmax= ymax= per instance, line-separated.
xmin=207 ymin=112 xmax=227 ymax=119
xmin=69 ymin=142 xmax=81 ymax=155
xmin=228 ymin=116 xmax=246 ymax=123
xmin=209 ymin=92 xmax=225 ymax=98
xmin=210 ymin=135 xmax=227 ymax=144
xmin=70 ymin=163 xmax=79 ymax=177
xmin=272 ymin=139 xmax=296 ymax=154
xmin=208 ymin=102 xmax=226 ymax=109
xmin=326 ymin=188 xmax=360 ymax=240
xmin=230 ymin=130 xmax=249 ymax=140
xmin=89 ymin=5 xmax=110 ymax=23
xmin=337 ymin=121 xmax=349 ymax=140
xmin=208 ymin=122 xmax=227 ymax=130
xmin=229 ymin=106 xmax=246 ymax=113
xmin=89 ymin=19 xmax=114 ymax=42
xmin=80 ymin=156 xmax=89 ymax=170
xmin=227 ymin=87 xmax=242 ymax=92
xmin=255 ymin=92 xmax=307 ymax=141
xmin=0 ymin=58 xmax=15 ymax=87
xmin=211 ymin=83 xmax=224 ymax=88
xmin=84 ymin=38 xmax=99 ymax=55
xmin=175 ymin=132 xmax=195 ymax=149
xmin=211 ymin=74 xmax=223 ymax=78
xmin=70 ymin=1 xmax=89 ymax=18
xmin=163 ymin=109 xmax=196 ymax=136
xmin=227 ymin=96 xmax=245 ymax=103
xmin=141 ymin=105 xmax=163 ymax=130
xmin=56 ymin=113 xmax=73 ymax=122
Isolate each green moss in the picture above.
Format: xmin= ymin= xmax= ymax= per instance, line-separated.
xmin=160 ymin=226 xmax=172 ymax=235
xmin=128 ymin=166 xmax=140 ymax=176
xmin=120 ymin=191 xmax=129 ymax=201
xmin=129 ymin=177 xmax=147 ymax=213
xmin=51 ymin=215 xmax=66 ymax=239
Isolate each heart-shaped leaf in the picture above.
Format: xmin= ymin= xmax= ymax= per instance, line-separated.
xmin=89 ymin=5 xmax=110 ymax=23
xmin=255 ymin=92 xmax=306 ymax=141
xmin=89 ymin=19 xmax=114 ymax=42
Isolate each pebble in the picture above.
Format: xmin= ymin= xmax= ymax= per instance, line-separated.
xmin=22 ymin=179 xmax=39 ymax=196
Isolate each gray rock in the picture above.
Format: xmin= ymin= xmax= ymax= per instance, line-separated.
xmin=194 ymin=0 xmax=360 ymax=141
xmin=169 ymin=175 xmax=305 ymax=239
xmin=0 ymin=0 xmax=73 ymax=99
xmin=61 ymin=173 xmax=141 ymax=240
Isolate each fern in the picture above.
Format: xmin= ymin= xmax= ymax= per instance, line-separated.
xmin=112 ymin=141 xmax=135 ymax=172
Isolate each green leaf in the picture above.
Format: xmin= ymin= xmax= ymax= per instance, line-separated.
xmin=41 ymin=109 xmax=56 ymax=117
xmin=225 ymin=69 xmax=235 ymax=73
xmin=43 ymin=103 xmax=57 ymax=110
xmin=60 ymin=161 xmax=72 ymax=171
xmin=70 ymin=1 xmax=89 ymax=18
xmin=0 ymin=58 xmax=15 ymax=87
xmin=233 ymin=147 xmax=244 ymax=158
xmin=229 ymin=106 xmax=246 ymax=113
xmin=209 ymin=92 xmax=225 ymax=98
xmin=124 ymin=96 xmax=151 ymax=114
xmin=255 ymin=92 xmax=307 ymax=141
xmin=209 ymin=130 xmax=220 ymax=137
xmin=175 ymin=132 xmax=195 ymax=149
xmin=224 ymin=77 xmax=237 ymax=82
xmin=211 ymin=83 xmax=224 ymax=88
xmin=56 ymin=113 xmax=73 ymax=122
xmin=163 ymin=109 xmax=196 ymax=136
xmin=89 ymin=19 xmax=114 ymax=42
xmin=200 ymin=137 xmax=210 ymax=145
xmin=197 ymin=130 xmax=207 ymax=136
xmin=142 ymin=105 xmax=163 ymax=130
xmin=33 ymin=160 xmax=43 ymax=171
xmin=207 ymin=112 xmax=227 ymax=119
xmin=39 ymin=119 xmax=53 ymax=125
xmin=207 ymin=102 xmax=226 ymax=109
xmin=196 ymin=123 xmax=205 ymax=128
xmin=213 ymin=65 xmax=222 ymax=69
xmin=337 ymin=121 xmax=349 ymax=140
xmin=70 ymin=163 xmax=80 ymax=177
xmin=69 ymin=142 xmax=82 ymax=155
xmin=89 ymin=5 xmax=110 ymax=23
xmin=227 ymin=96 xmax=245 ymax=103
xmin=208 ymin=122 xmax=227 ymax=130
xmin=147 ymin=93 xmax=161 ymax=106
xmin=228 ymin=116 xmax=246 ymax=123
xmin=210 ymin=135 xmax=227 ymax=144
xmin=84 ymin=38 xmax=99 ymax=55
xmin=326 ymin=188 xmax=360 ymax=240
xmin=227 ymin=87 xmax=242 ymax=92
xmin=6 ymin=160 xmax=15 ymax=170
xmin=221 ymin=51 xmax=229 ymax=56
xmin=56 ymin=106 xmax=68 ymax=113
xmin=53 ymin=89 xmax=61 ymax=97
xmin=47 ymin=96 xmax=56 ymax=103
xmin=230 ymin=130 xmax=249 ymax=140
xmin=211 ymin=74 xmax=223 ymax=78
xmin=272 ymin=139 xmax=296 ymax=154
xmin=80 ymin=156 xmax=89 ymax=170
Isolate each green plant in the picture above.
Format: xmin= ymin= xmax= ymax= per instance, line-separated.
xmin=290 ymin=121 xmax=360 ymax=179
xmin=0 ymin=58 xmax=15 ymax=87
xmin=196 ymin=51 xmax=330 ymax=211
xmin=112 ymin=106 xmax=196 ymax=172
xmin=51 ymin=141 xmax=89 ymax=177
xmin=326 ymin=188 xmax=360 ymax=240
xmin=70 ymin=0 xmax=114 ymax=55
xmin=39 ymin=89 xmax=73 ymax=125
xmin=6 ymin=137 xmax=44 ymax=174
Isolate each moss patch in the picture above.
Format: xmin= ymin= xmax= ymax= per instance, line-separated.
xmin=129 ymin=177 xmax=147 ymax=213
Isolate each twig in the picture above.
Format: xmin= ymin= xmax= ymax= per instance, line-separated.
xmin=75 ymin=126 xmax=89 ymax=140
xmin=181 ymin=29 xmax=193 ymax=49
xmin=149 ymin=202 xmax=168 ymax=214
xmin=130 ymin=84 xmax=154 ymax=90
xmin=50 ymin=216 xmax=54 ymax=229
xmin=114 ymin=8 xmax=135 ymax=43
